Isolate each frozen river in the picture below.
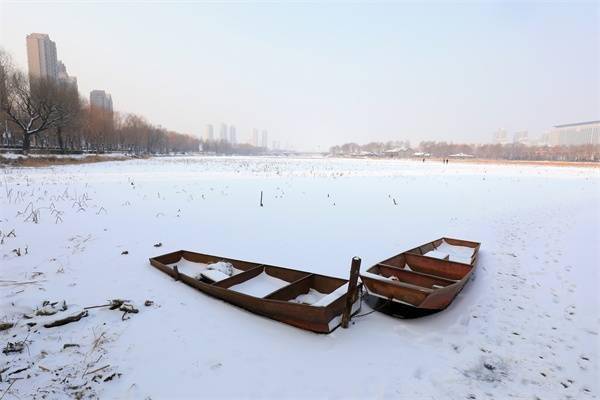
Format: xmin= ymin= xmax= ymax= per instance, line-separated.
xmin=1 ymin=156 xmax=598 ymax=399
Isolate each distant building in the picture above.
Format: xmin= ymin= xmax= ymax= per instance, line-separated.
xmin=548 ymin=121 xmax=600 ymax=146
xmin=383 ymin=147 xmax=409 ymax=158
xmin=261 ymin=130 xmax=268 ymax=148
xmin=26 ymin=33 xmax=77 ymax=89
xmin=90 ymin=90 xmax=113 ymax=113
xmin=252 ymin=129 xmax=259 ymax=147
xmin=220 ymin=123 xmax=228 ymax=142
xmin=492 ymin=128 xmax=509 ymax=145
xmin=537 ymin=131 xmax=551 ymax=146
xmin=57 ymin=61 xmax=68 ymax=80
xmin=57 ymin=61 xmax=78 ymax=90
xmin=205 ymin=124 xmax=214 ymax=141
xmin=26 ymin=33 xmax=60 ymax=82
xmin=229 ymin=125 xmax=237 ymax=145
xmin=513 ymin=131 xmax=529 ymax=145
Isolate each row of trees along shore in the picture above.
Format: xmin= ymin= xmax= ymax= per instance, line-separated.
xmin=0 ymin=49 xmax=200 ymax=154
xmin=330 ymin=140 xmax=600 ymax=162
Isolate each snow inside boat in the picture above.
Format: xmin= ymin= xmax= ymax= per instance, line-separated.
xmin=360 ymin=237 xmax=480 ymax=317
xmin=149 ymin=250 xmax=362 ymax=333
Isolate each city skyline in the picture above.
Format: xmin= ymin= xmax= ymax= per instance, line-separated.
xmin=22 ymin=31 xmax=279 ymax=148
xmin=2 ymin=2 xmax=598 ymax=151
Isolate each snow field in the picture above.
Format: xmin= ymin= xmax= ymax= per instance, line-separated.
xmin=0 ymin=156 xmax=598 ymax=399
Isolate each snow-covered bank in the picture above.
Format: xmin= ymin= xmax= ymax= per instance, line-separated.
xmin=1 ymin=156 xmax=598 ymax=399
xmin=0 ymin=152 xmax=133 ymax=168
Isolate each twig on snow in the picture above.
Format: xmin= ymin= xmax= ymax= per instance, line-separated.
xmin=0 ymin=379 xmax=17 ymax=400
xmin=83 ymin=364 xmax=110 ymax=376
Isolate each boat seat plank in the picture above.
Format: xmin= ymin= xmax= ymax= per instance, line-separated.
xmin=362 ymin=272 xmax=434 ymax=293
xmin=378 ymin=263 xmax=458 ymax=283
xmin=213 ymin=265 xmax=265 ymax=288
xmin=263 ymin=274 xmax=315 ymax=300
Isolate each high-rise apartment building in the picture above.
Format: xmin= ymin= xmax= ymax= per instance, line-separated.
xmin=229 ymin=125 xmax=237 ymax=145
xmin=57 ymin=61 xmax=78 ymax=90
xmin=513 ymin=131 xmax=529 ymax=145
xmin=26 ymin=33 xmax=78 ymax=92
xmin=220 ymin=123 xmax=229 ymax=142
xmin=261 ymin=130 xmax=268 ymax=148
xmin=252 ymin=129 xmax=259 ymax=147
xmin=90 ymin=90 xmax=113 ymax=113
xmin=492 ymin=128 xmax=509 ymax=145
xmin=205 ymin=124 xmax=214 ymax=141
xmin=26 ymin=33 xmax=58 ymax=81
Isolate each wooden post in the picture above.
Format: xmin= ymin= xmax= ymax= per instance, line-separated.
xmin=173 ymin=265 xmax=180 ymax=281
xmin=341 ymin=256 xmax=361 ymax=328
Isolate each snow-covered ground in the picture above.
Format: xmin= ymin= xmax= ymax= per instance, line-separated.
xmin=1 ymin=156 xmax=598 ymax=399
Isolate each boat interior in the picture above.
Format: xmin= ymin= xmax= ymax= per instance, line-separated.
xmin=361 ymin=237 xmax=480 ymax=305
xmin=151 ymin=250 xmax=351 ymax=308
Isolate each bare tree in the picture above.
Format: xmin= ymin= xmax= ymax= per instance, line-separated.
xmin=0 ymin=50 xmax=13 ymax=146
xmin=53 ymin=80 xmax=83 ymax=152
xmin=0 ymin=52 xmax=61 ymax=153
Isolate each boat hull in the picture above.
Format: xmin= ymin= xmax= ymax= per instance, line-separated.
xmin=360 ymin=237 xmax=480 ymax=316
xmin=150 ymin=251 xmax=361 ymax=333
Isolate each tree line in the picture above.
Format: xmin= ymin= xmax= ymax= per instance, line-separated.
xmin=418 ymin=141 xmax=599 ymax=161
xmin=0 ymin=49 xmax=200 ymax=154
xmin=201 ymin=139 xmax=267 ymax=155
xmin=330 ymin=140 xmax=600 ymax=162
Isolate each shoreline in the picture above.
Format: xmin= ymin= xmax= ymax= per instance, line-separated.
xmin=436 ymin=157 xmax=600 ymax=169
xmin=331 ymin=156 xmax=600 ymax=169
xmin=0 ymin=154 xmax=133 ymax=167
xmin=1 ymin=153 xmax=598 ymax=169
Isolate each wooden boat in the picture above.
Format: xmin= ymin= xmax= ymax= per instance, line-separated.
xmin=149 ymin=250 xmax=362 ymax=333
xmin=360 ymin=237 xmax=480 ymax=317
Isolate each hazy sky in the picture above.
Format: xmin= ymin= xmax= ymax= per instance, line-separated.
xmin=1 ymin=1 xmax=598 ymax=150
